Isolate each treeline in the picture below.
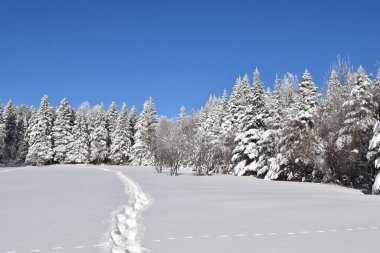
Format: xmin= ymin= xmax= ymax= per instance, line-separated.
xmin=0 ymin=97 xmax=157 ymax=166
xmin=153 ymin=58 xmax=380 ymax=192
xmin=1 ymin=57 xmax=380 ymax=192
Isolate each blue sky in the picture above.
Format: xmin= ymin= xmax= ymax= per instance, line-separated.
xmin=0 ymin=0 xmax=379 ymax=116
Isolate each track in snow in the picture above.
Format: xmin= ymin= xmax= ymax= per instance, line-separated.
xmin=103 ymin=168 xmax=151 ymax=253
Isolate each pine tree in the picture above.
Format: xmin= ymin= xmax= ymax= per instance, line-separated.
xmin=222 ymin=76 xmax=251 ymax=135
xmin=129 ymin=105 xmax=138 ymax=146
xmin=232 ymin=68 xmax=267 ymax=176
xmin=178 ymin=106 xmax=187 ymax=126
xmin=130 ymin=98 xmax=157 ymax=166
xmin=107 ymin=101 xmax=119 ymax=141
xmin=367 ymin=121 xmax=380 ymax=175
xmin=26 ymin=95 xmax=54 ymax=165
xmin=336 ymin=66 xmax=377 ymax=181
xmin=66 ymin=109 xmax=90 ymax=164
xmin=109 ymin=103 xmax=132 ymax=164
xmin=282 ymin=70 xmax=318 ymax=180
xmin=296 ymin=69 xmax=318 ymax=130
xmin=52 ymin=98 xmax=73 ymax=163
xmin=90 ymin=104 xmax=108 ymax=164
xmin=15 ymin=115 xmax=29 ymax=163
xmin=264 ymin=76 xmax=287 ymax=180
xmin=373 ymin=68 xmax=380 ymax=117
xmin=0 ymin=113 xmax=5 ymax=161
xmin=326 ymin=70 xmax=341 ymax=103
xmin=2 ymin=101 xmax=18 ymax=161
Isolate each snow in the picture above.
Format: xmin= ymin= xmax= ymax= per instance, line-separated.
xmin=0 ymin=165 xmax=126 ymax=253
xmin=108 ymin=170 xmax=151 ymax=253
xmin=117 ymin=166 xmax=380 ymax=253
xmin=2 ymin=165 xmax=380 ymax=253
xmin=373 ymin=173 xmax=380 ymax=195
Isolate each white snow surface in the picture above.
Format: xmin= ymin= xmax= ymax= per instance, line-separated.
xmin=0 ymin=165 xmax=127 ymax=253
xmin=107 ymin=169 xmax=151 ymax=253
xmin=2 ymin=165 xmax=380 ymax=253
xmin=116 ymin=167 xmax=380 ymax=253
xmin=373 ymin=173 xmax=380 ymax=195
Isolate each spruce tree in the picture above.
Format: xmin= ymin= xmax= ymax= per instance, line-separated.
xmin=222 ymin=76 xmax=250 ymax=135
xmin=283 ymin=70 xmax=318 ymax=180
xmin=0 ymin=113 xmax=5 ymax=161
xmin=232 ymin=68 xmax=267 ymax=176
xmin=15 ymin=115 xmax=29 ymax=163
xmin=130 ymin=98 xmax=157 ymax=166
xmin=3 ymin=101 xmax=18 ymax=161
xmin=373 ymin=68 xmax=380 ymax=117
xmin=107 ymin=101 xmax=119 ymax=141
xmin=367 ymin=121 xmax=380 ymax=176
xmin=26 ymin=95 xmax=54 ymax=165
xmin=66 ymin=109 xmax=90 ymax=164
xmin=90 ymin=104 xmax=108 ymax=164
xmin=336 ymin=66 xmax=377 ymax=181
xmin=129 ymin=105 xmax=138 ymax=146
xmin=109 ymin=103 xmax=132 ymax=164
xmin=326 ymin=70 xmax=341 ymax=103
xmin=52 ymin=98 xmax=73 ymax=163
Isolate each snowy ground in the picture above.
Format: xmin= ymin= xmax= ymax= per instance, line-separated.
xmin=0 ymin=165 xmax=127 ymax=253
xmin=114 ymin=166 xmax=380 ymax=253
xmin=1 ymin=165 xmax=380 ymax=253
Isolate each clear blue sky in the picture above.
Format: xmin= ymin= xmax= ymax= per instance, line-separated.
xmin=1 ymin=0 xmax=379 ymax=116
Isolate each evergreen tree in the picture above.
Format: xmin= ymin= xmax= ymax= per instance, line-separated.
xmin=373 ymin=68 xmax=380 ymax=117
xmin=336 ymin=66 xmax=377 ymax=181
xmin=15 ymin=115 xmax=29 ymax=163
xmin=222 ymin=76 xmax=250 ymax=135
xmin=0 ymin=113 xmax=5 ymax=161
xmin=282 ymin=70 xmax=318 ymax=180
xmin=232 ymin=68 xmax=267 ymax=176
xmin=129 ymin=105 xmax=138 ymax=146
xmin=107 ymin=101 xmax=119 ymax=141
xmin=130 ymin=98 xmax=157 ymax=166
xmin=26 ymin=95 xmax=54 ymax=165
xmin=90 ymin=104 xmax=108 ymax=164
xmin=52 ymin=98 xmax=73 ymax=163
xmin=326 ymin=70 xmax=341 ymax=103
xmin=66 ymin=109 xmax=90 ymax=164
xmin=109 ymin=103 xmax=132 ymax=164
xmin=178 ymin=106 xmax=187 ymax=126
xmin=2 ymin=101 xmax=18 ymax=160
xmin=367 ymin=121 xmax=380 ymax=176
xmin=264 ymin=76 xmax=287 ymax=180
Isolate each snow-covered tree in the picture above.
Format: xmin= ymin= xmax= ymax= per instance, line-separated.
xmin=367 ymin=120 xmax=380 ymax=194
xmin=222 ymin=76 xmax=251 ymax=135
xmin=372 ymin=68 xmax=380 ymax=117
xmin=326 ymin=70 xmax=341 ymax=103
xmin=285 ymin=70 xmax=318 ymax=179
xmin=90 ymin=104 xmax=108 ymax=164
xmin=296 ymin=69 xmax=318 ymax=130
xmin=66 ymin=106 xmax=90 ymax=164
xmin=231 ymin=68 xmax=267 ymax=176
xmin=2 ymin=101 xmax=18 ymax=161
xmin=265 ymin=71 xmax=319 ymax=181
xmin=26 ymin=95 xmax=54 ymax=165
xmin=15 ymin=115 xmax=29 ymax=163
xmin=52 ymin=98 xmax=73 ymax=163
xmin=0 ymin=113 xmax=5 ymax=161
xmin=129 ymin=105 xmax=138 ymax=146
xmin=335 ymin=66 xmax=377 ymax=182
xmin=107 ymin=101 xmax=118 ymax=141
xmin=130 ymin=98 xmax=157 ymax=166
xmin=109 ymin=103 xmax=132 ymax=164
